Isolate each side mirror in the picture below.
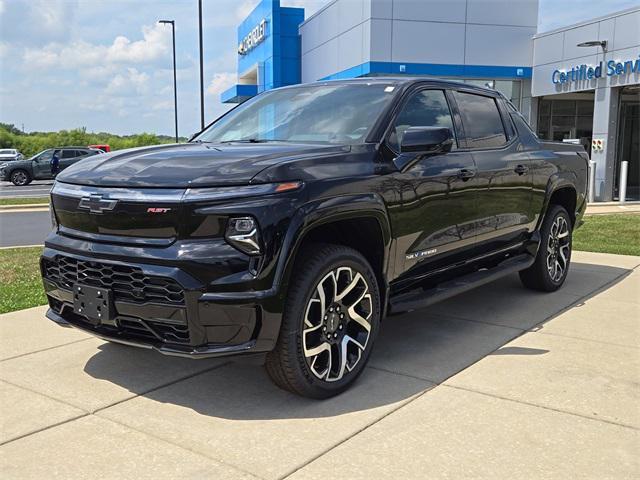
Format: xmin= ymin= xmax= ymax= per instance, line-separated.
xmin=393 ymin=126 xmax=454 ymax=171
xmin=400 ymin=126 xmax=454 ymax=154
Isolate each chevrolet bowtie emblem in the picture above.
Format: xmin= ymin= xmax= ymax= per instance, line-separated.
xmin=78 ymin=194 xmax=118 ymax=214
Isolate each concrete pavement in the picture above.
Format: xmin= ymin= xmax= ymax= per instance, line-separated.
xmin=0 ymin=251 xmax=638 ymax=479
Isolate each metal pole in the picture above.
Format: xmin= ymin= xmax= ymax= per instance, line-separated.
xmin=588 ymin=160 xmax=597 ymax=203
xmin=171 ymin=22 xmax=178 ymax=143
xmin=619 ymin=160 xmax=629 ymax=204
xmin=159 ymin=20 xmax=179 ymax=143
xmin=198 ymin=0 xmax=205 ymax=130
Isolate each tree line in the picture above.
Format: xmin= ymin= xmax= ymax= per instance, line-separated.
xmin=0 ymin=123 xmax=184 ymax=158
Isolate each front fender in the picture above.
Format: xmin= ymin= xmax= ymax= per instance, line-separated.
xmin=273 ymin=193 xmax=392 ymax=291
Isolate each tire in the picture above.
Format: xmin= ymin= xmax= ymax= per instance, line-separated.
xmin=520 ymin=204 xmax=572 ymax=292
xmin=11 ymin=170 xmax=31 ymax=186
xmin=265 ymin=243 xmax=381 ymax=399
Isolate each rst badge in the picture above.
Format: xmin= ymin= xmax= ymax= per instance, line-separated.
xmin=147 ymin=207 xmax=172 ymax=213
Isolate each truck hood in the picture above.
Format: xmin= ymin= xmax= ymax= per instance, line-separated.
xmin=56 ymin=142 xmax=348 ymax=188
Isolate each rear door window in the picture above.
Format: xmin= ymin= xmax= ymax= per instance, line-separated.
xmin=61 ymin=150 xmax=79 ymax=159
xmin=453 ymin=91 xmax=507 ymax=149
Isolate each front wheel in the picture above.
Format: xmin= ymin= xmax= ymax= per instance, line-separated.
xmin=266 ymin=244 xmax=380 ymax=399
xmin=520 ymin=204 xmax=572 ymax=292
xmin=11 ymin=170 xmax=31 ymax=186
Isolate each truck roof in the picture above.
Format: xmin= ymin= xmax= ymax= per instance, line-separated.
xmin=280 ymin=76 xmax=503 ymax=97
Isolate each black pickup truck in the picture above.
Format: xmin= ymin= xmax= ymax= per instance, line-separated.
xmin=41 ymin=78 xmax=588 ymax=398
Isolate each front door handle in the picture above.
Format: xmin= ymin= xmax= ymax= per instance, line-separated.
xmin=514 ymin=164 xmax=529 ymax=175
xmin=457 ymin=168 xmax=476 ymax=180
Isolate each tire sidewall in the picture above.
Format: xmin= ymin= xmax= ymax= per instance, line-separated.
xmin=540 ymin=205 xmax=572 ymax=288
xmin=11 ymin=170 xmax=30 ymax=186
xmin=284 ymin=248 xmax=381 ymax=396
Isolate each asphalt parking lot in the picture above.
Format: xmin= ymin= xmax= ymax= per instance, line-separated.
xmin=0 ymin=180 xmax=52 ymax=199
xmin=1 ymin=250 xmax=638 ymax=479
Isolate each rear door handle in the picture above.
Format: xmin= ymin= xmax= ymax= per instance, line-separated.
xmin=457 ymin=168 xmax=476 ymax=180
xmin=514 ymin=164 xmax=529 ymax=175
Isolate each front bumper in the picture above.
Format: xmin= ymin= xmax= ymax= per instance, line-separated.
xmin=41 ymin=242 xmax=284 ymax=359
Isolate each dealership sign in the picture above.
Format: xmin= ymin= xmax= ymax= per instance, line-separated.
xmin=238 ymin=19 xmax=267 ymax=55
xmin=552 ymin=55 xmax=640 ymax=84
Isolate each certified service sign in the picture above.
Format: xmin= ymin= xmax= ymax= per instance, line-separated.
xmin=238 ymin=19 xmax=267 ymax=56
xmin=552 ymin=55 xmax=640 ymax=84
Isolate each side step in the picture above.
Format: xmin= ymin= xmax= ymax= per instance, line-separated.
xmin=388 ymin=253 xmax=535 ymax=315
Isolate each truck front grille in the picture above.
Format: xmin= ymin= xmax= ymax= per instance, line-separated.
xmin=42 ymin=256 xmax=185 ymax=306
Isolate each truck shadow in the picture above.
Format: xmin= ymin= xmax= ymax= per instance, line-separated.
xmin=84 ymin=261 xmax=632 ymax=419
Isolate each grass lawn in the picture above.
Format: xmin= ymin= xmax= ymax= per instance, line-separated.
xmin=0 ymin=247 xmax=47 ymax=314
xmin=0 ymin=197 xmax=49 ymax=206
xmin=574 ymin=214 xmax=640 ymax=256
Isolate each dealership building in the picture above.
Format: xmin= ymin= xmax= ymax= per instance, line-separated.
xmin=221 ymin=0 xmax=640 ymax=201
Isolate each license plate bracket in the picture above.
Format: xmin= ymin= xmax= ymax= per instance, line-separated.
xmin=73 ymin=284 xmax=113 ymax=325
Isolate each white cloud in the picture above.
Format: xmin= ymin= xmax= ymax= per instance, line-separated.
xmin=207 ymin=72 xmax=237 ymax=97
xmin=22 ymin=23 xmax=169 ymax=70
xmin=0 ymin=0 xmax=79 ymax=46
xmin=106 ymin=68 xmax=150 ymax=96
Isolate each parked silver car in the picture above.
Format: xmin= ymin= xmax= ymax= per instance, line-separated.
xmin=0 ymin=149 xmax=24 ymax=162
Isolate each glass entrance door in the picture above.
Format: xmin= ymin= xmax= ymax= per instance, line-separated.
xmin=614 ymin=90 xmax=640 ymax=201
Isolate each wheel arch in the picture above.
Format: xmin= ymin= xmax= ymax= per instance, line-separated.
xmin=275 ymin=194 xmax=392 ymax=314
xmin=539 ymin=174 xmax=579 ymax=229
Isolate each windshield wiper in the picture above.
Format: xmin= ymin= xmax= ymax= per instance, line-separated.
xmin=219 ymin=139 xmax=286 ymax=143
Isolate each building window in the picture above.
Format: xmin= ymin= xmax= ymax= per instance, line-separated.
xmin=537 ymin=98 xmax=593 ymax=154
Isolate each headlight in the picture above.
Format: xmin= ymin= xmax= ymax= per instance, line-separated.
xmin=225 ymin=216 xmax=261 ymax=255
xmin=184 ymin=181 xmax=302 ymax=202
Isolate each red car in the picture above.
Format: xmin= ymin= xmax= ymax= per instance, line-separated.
xmin=88 ymin=144 xmax=111 ymax=152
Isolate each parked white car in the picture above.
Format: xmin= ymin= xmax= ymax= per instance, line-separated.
xmin=0 ymin=149 xmax=23 ymax=162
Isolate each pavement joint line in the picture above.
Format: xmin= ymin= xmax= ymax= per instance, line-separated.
xmin=0 ymin=377 xmax=91 ymax=419
xmin=90 ymin=360 xmax=233 ymax=415
xmin=531 ymin=329 xmax=640 ymax=350
xmin=0 ymin=337 xmax=92 ymax=363
xmin=0 ymin=412 xmax=90 ymax=447
xmin=279 ymin=385 xmax=435 ymax=480
xmin=0 ymin=360 xmax=234 ymax=449
xmin=95 ymin=413 xmax=265 ymax=480
xmin=424 ymin=310 xmax=528 ymax=333
xmin=368 ymin=365 xmax=440 ymax=384
xmin=440 ymin=383 xmax=640 ymax=431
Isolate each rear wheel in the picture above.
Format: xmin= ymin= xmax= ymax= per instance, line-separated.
xmin=266 ymin=244 xmax=380 ymax=398
xmin=520 ymin=204 xmax=572 ymax=292
xmin=11 ymin=170 xmax=31 ymax=186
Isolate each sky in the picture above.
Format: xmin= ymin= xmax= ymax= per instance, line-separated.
xmin=0 ymin=0 xmax=638 ymax=137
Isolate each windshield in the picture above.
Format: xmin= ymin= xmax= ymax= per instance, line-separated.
xmin=195 ymin=83 xmax=398 ymax=145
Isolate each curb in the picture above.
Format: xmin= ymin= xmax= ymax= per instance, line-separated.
xmin=0 ymin=204 xmax=49 ymax=212
xmin=0 ymin=244 xmax=44 ymax=250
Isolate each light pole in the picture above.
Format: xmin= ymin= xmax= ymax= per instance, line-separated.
xmin=159 ymin=20 xmax=179 ymax=143
xmin=198 ymin=0 xmax=205 ymax=130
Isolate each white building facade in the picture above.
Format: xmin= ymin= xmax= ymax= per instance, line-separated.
xmin=299 ymin=0 xmax=537 ymax=117
xmin=224 ymin=0 xmax=640 ymax=201
xmin=531 ymin=8 xmax=640 ymax=201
